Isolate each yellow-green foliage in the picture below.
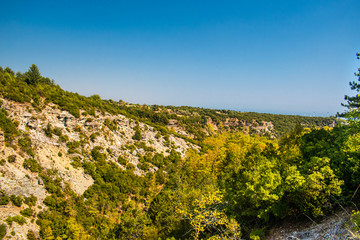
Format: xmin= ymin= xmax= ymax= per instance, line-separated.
xmin=6 ymin=215 xmax=26 ymax=226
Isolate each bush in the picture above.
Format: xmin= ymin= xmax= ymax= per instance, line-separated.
xmin=10 ymin=195 xmax=23 ymax=207
xmin=0 ymin=194 xmax=9 ymax=205
xmin=23 ymin=158 xmax=43 ymax=173
xmin=117 ymin=156 xmax=127 ymax=165
xmin=59 ymin=134 xmax=69 ymax=142
xmin=18 ymin=135 xmax=34 ymax=156
xmin=6 ymin=215 xmax=27 ymax=225
xmin=52 ymin=127 xmax=62 ymax=136
xmin=0 ymin=224 xmax=6 ymax=240
xmin=0 ymin=109 xmax=20 ymax=144
xmin=90 ymin=132 xmax=99 ymax=142
xmin=66 ymin=141 xmax=80 ymax=154
xmin=24 ymin=195 xmax=37 ymax=207
xmin=91 ymin=147 xmax=106 ymax=162
xmin=20 ymin=207 xmax=34 ymax=217
xmin=132 ymin=126 xmax=142 ymax=141
xmin=71 ymin=156 xmax=82 ymax=169
xmin=44 ymin=123 xmax=53 ymax=137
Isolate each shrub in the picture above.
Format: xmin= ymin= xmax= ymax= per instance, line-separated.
xmin=132 ymin=129 xmax=141 ymax=141
xmin=18 ymin=135 xmax=34 ymax=156
xmin=10 ymin=195 xmax=23 ymax=207
xmin=117 ymin=156 xmax=127 ymax=165
xmin=44 ymin=123 xmax=52 ymax=137
xmin=66 ymin=141 xmax=80 ymax=154
xmin=0 ymin=224 xmax=6 ymax=240
xmin=20 ymin=207 xmax=34 ymax=217
xmin=0 ymin=194 xmax=9 ymax=205
xmin=23 ymin=158 xmax=43 ymax=173
xmin=71 ymin=157 xmax=82 ymax=169
xmin=52 ymin=127 xmax=62 ymax=136
xmin=59 ymin=134 xmax=68 ymax=143
xmin=90 ymin=132 xmax=99 ymax=142
xmin=91 ymin=147 xmax=106 ymax=162
xmin=6 ymin=215 xmax=26 ymax=225
xmin=24 ymin=195 xmax=37 ymax=207
xmin=0 ymin=109 xmax=20 ymax=144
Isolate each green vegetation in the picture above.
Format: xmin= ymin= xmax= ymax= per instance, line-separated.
xmin=0 ymin=55 xmax=359 ymax=239
xmin=132 ymin=125 xmax=142 ymax=140
xmin=0 ymin=108 xmax=19 ymax=145
xmin=23 ymin=158 xmax=43 ymax=173
xmin=18 ymin=134 xmax=34 ymax=156
xmin=20 ymin=207 xmax=34 ymax=218
xmin=0 ymin=193 xmax=10 ymax=205
xmin=6 ymin=215 xmax=27 ymax=226
xmin=27 ymin=230 xmax=37 ymax=240
xmin=0 ymin=224 xmax=6 ymax=240
xmin=0 ymin=64 xmax=335 ymax=146
xmin=24 ymin=195 xmax=37 ymax=207
xmin=10 ymin=195 xmax=23 ymax=207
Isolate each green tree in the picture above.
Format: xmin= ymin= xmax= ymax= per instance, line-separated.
xmin=132 ymin=126 xmax=142 ymax=141
xmin=341 ymin=53 xmax=360 ymax=122
xmin=25 ymin=64 xmax=42 ymax=85
xmin=0 ymin=224 xmax=6 ymax=239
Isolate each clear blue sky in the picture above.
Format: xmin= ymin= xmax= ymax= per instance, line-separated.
xmin=1 ymin=0 xmax=359 ymax=116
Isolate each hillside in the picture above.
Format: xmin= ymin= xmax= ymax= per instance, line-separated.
xmin=0 ymin=65 xmax=358 ymax=240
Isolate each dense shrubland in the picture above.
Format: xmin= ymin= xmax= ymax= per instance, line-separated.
xmin=0 ymin=55 xmax=359 ymax=239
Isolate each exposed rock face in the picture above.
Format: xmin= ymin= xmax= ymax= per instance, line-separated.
xmin=0 ymin=97 xmax=198 ymax=192
xmin=0 ymin=148 xmax=46 ymax=240
xmin=36 ymin=145 xmax=93 ymax=195
xmin=0 ymin=148 xmax=47 ymax=202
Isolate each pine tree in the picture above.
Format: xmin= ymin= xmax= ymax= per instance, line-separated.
xmin=25 ymin=64 xmax=42 ymax=85
xmin=340 ymin=53 xmax=360 ymax=122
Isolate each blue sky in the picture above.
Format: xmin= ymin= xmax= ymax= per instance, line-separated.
xmin=1 ymin=0 xmax=359 ymax=116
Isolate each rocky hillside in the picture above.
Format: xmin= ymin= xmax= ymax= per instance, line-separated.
xmin=0 ymin=65 xmax=344 ymax=240
xmin=0 ymin=96 xmax=201 ymax=239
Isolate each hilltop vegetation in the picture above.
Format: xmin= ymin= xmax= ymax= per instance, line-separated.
xmin=0 ymin=64 xmax=335 ymax=142
xmin=0 ymin=56 xmax=359 ymax=240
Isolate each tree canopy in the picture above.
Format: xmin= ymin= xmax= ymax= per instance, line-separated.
xmin=25 ymin=64 xmax=42 ymax=85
